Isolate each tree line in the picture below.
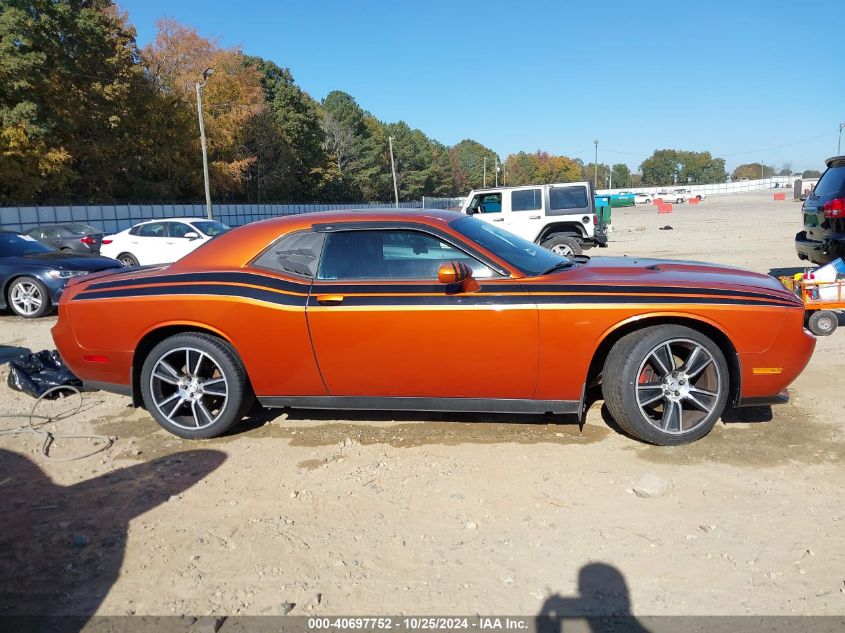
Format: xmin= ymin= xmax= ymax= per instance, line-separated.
xmin=1 ymin=1 xmax=788 ymax=206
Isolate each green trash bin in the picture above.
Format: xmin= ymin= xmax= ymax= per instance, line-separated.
xmin=594 ymin=195 xmax=612 ymax=225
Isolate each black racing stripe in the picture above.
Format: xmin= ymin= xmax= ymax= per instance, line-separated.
xmin=88 ymin=271 xmax=309 ymax=295
xmin=307 ymin=294 xmax=791 ymax=308
xmin=312 ymin=282 xmax=519 ymax=294
xmin=74 ymin=284 xmax=306 ymax=307
xmin=526 ymin=283 xmax=797 ymax=303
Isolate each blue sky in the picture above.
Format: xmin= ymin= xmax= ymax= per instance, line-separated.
xmin=119 ymin=0 xmax=843 ymax=173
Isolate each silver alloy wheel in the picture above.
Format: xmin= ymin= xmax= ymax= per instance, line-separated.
xmin=551 ymin=243 xmax=574 ymax=256
xmin=149 ymin=346 xmax=229 ymax=430
xmin=119 ymin=255 xmax=136 ymax=267
xmin=634 ymin=338 xmax=722 ymax=435
xmin=10 ymin=281 xmax=44 ymax=316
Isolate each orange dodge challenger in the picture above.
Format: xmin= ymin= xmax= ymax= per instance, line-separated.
xmin=52 ymin=211 xmax=815 ymax=445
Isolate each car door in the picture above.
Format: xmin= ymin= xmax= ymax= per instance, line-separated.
xmin=166 ymin=221 xmax=204 ymax=261
xmin=306 ymin=226 xmax=539 ymax=399
xmin=132 ymin=222 xmax=170 ymax=265
xmin=505 ymin=187 xmax=545 ymax=242
xmin=466 ymin=192 xmax=505 ymax=227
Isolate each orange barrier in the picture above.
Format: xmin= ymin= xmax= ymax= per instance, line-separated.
xmin=657 ymin=203 xmax=673 ymax=214
xmin=688 ymin=197 xmax=700 ymax=205
xmin=653 ymin=198 xmax=663 ymax=204
xmin=774 ymin=192 xmax=786 ymax=201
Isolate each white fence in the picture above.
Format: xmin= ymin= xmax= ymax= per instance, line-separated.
xmin=596 ymin=176 xmax=796 ymax=197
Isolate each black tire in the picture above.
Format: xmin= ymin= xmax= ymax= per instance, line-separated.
xmin=118 ymin=252 xmax=139 ymax=267
xmin=676 ymin=198 xmax=684 ymax=204
xmin=7 ymin=276 xmax=51 ymax=318
xmin=644 ymin=198 xmax=652 ymax=204
xmin=696 ymin=195 xmax=703 ymax=200
xmin=807 ymin=310 xmax=838 ymax=337
xmin=541 ymin=235 xmax=582 ymax=257
xmin=602 ymin=325 xmax=729 ymax=446
xmin=140 ymin=332 xmax=251 ymax=439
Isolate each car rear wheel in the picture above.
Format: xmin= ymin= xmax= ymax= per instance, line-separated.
xmin=602 ymin=325 xmax=729 ymax=445
xmin=118 ymin=253 xmax=139 ymax=267
xmin=140 ymin=333 xmax=250 ymax=439
xmin=7 ymin=277 xmax=51 ymax=318
xmin=807 ymin=310 xmax=838 ymax=336
xmin=541 ymin=236 xmax=582 ymax=257
xmin=676 ymin=198 xmax=684 ymax=204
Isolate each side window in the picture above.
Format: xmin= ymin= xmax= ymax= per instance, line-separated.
xmin=468 ymin=193 xmax=502 ymax=214
xmin=168 ymin=222 xmax=192 ymax=238
xmin=511 ymin=189 xmax=542 ymax=212
xmin=136 ymin=222 xmax=167 ymax=238
xmin=549 ymin=186 xmax=588 ymax=211
xmin=317 ymin=230 xmax=497 ymax=280
xmin=252 ymin=231 xmax=326 ymax=278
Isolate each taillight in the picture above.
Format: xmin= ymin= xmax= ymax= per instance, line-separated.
xmin=593 ymin=214 xmax=598 ymax=225
xmin=823 ymin=197 xmax=845 ymax=218
xmin=80 ymin=236 xmax=95 ymax=245
xmin=101 ymin=238 xmax=112 ymax=244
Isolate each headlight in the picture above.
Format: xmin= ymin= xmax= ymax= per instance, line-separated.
xmin=47 ymin=270 xmax=87 ymax=280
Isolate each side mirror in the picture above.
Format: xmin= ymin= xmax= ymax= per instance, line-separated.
xmin=183 ymin=231 xmax=200 ymax=240
xmin=438 ymin=261 xmax=472 ymax=284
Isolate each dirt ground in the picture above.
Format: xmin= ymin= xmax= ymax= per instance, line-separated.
xmin=1 ymin=189 xmax=843 ymax=618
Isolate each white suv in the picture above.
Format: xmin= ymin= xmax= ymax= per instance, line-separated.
xmin=101 ymin=218 xmax=230 ymax=267
xmin=460 ymin=182 xmax=607 ymax=256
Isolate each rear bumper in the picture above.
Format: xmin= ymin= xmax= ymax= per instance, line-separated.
xmin=795 ymin=230 xmax=845 ymax=264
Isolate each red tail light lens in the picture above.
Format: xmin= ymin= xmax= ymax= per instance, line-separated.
xmin=823 ymin=197 xmax=845 ymax=218
xmin=593 ymin=214 xmax=598 ymax=225
xmin=101 ymin=238 xmax=113 ymax=244
xmin=80 ymin=236 xmax=95 ymax=245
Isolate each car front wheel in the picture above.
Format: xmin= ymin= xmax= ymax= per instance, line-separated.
xmin=602 ymin=325 xmax=729 ymax=445
xmin=140 ymin=333 xmax=251 ymax=439
xmin=7 ymin=276 xmax=51 ymax=318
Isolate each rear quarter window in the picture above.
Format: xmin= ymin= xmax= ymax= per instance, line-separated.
xmin=813 ymin=166 xmax=845 ymax=198
xmin=549 ymin=186 xmax=588 ymax=211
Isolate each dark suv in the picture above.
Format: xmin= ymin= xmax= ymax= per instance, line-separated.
xmin=795 ymin=156 xmax=845 ymax=265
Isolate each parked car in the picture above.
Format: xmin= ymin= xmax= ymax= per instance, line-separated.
xmin=26 ymin=224 xmax=104 ymax=254
xmin=53 ymin=210 xmax=814 ymax=446
xmin=0 ymin=231 xmax=121 ymax=318
xmin=634 ymin=193 xmax=654 ymax=204
xmin=460 ymin=182 xmax=607 ymax=257
xmin=795 ymin=156 xmax=845 ymax=265
xmin=100 ymin=218 xmax=230 ymax=267
xmin=656 ymin=190 xmax=687 ymax=203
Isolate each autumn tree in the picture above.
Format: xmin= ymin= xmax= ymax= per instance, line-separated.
xmin=0 ymin=0 xmax=177 ymax=203
xmin=505 ymin=151 xmax=581 ymax=186
xmin=449 ymin=140 xmax=499 ymax=192
xmin=143 ymin=19 xmax=266 ymax=198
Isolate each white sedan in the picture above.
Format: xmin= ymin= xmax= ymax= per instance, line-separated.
xmin=100 ymin=218 xmax=230 ymax=267
xmin=634 ymin=192 xmax=654 ymax=204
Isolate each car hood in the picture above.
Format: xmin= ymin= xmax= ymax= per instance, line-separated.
xmin=3 ymin=252 xmax=122 ymax=272
xmin=538 ymin=256 xmax=801 ymax=305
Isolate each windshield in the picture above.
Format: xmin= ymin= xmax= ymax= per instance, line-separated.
xmin=191 ymin=221 xmax=230 ymax=237
xmin=449 ymin=216 xmax=568 ymax=276
xmin=0 ymin=233 xmax=55 ymax=257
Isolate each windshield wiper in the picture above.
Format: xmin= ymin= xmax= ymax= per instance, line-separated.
xmin=540 ymin=260 xmax=577 ymax=275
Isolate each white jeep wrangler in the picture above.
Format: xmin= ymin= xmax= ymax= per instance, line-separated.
xmin=460 ymin=182 xmax=608 ymax=256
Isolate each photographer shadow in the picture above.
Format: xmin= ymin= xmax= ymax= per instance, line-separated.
xmin=0 ymin=448 xmax=226 ymax=629
xmin=536 ymin=563 xmax=650 ymax=633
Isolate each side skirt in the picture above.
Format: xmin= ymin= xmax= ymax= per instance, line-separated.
xmin=257 ymin=396 xmax=581 ymax=416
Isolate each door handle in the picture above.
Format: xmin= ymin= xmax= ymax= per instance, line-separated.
xmin=492 ymin=217 xmax=504 ymax=222
xmin=529 ymin=215 xmax=541 ymax=219
xmin=316 ymin=294 xmax=344 ymax=305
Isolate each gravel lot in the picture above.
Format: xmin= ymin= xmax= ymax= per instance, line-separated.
xmin=1 ymin=190 xmax=843 ymax=618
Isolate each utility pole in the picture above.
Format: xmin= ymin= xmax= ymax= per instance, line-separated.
xmin=495 ymin=157 xmax=499 ymax=187
xmin=195 ymin=67 xmax=214 ymax=220
xmin=839 ymin=123 xmax=845 ymax=155
xmin=593 ymin=140 xmax=599 ymax=189
xmin=388 ymin=136 xmax=399 ymax=206
xmin=483 ymin=157 xmax=487 ymax=188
